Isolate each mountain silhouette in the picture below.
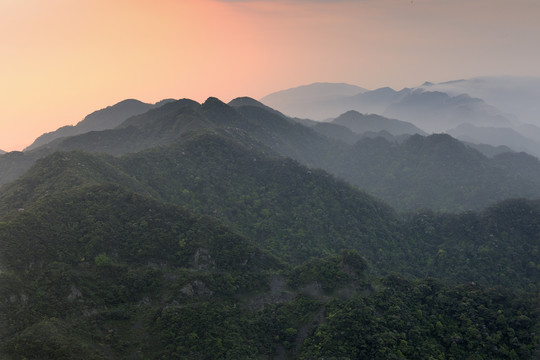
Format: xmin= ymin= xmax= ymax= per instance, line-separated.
xmin=25 ymin=98 xmax=175 ymax=151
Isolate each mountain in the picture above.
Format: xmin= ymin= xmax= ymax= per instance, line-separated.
xmin=326 ymin=133 xmax=540 ymax=211
xmin=383 ymin=91 xmax=513 ymax=133
xmin=420 ymin=76 xmax=540 ymax=127
xmin=51 ymin=96 xmax=345 ymax=167
xmin=331 ymin=110 xmax=426 ymax=136
xmin=261 ymin=83 xmax=516 ymax=133
xmin=3 ymin=130 xmax=540 ymax=290
xmin=0 ymin=149 xmax=5 ymax=155
xmin=262 ymin=80 xmax=540 ymax=164
xmin=0 ymin=184 xmax=286 ymax=359
xmin=260 ymin=82 xmax=367 ymax=120
xmin=0 ymin=132 xmax=397 ymax=265
xmin=24 ymin=98 xmax=175 ymax=151
xmin=447 ymin=123 xmax=540 ymax=157
xmin=2 ymin=120 xmax=540 ymax=358
xmin=3 ymin=183 xmax=538 ymax=359
xmin=3 ymin=97 xmax=540 ymax=213
xmin=0 ymin=97 xmax=347 ymax=186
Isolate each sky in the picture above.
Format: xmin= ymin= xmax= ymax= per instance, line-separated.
xmin=1 ymin=0 xmax=540 ymax=151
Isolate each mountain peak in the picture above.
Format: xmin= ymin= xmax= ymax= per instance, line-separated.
xmin=24 ymin=98 xmax=164 ymax=151
xmin=228 ymin=97 xmax=265 ymax=108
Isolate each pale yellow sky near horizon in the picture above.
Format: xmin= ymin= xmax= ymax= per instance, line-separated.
xmin=1 ymin=0 xmax=539 ymax=151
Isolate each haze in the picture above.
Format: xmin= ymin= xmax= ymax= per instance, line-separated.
xmin=1 ymin=0 xmax=540 ymax=151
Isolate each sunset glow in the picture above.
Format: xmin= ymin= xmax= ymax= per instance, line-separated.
xmin=1 ymin=0 xmax=540 ymax=151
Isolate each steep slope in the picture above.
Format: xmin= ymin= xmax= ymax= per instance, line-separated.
xmin=0 ymin=151 xmax=151 ymax=216
xmin=118 ymin=132 xmax=398 ymax=263
xmin=25 ymin=99 xmax=175 ymax=151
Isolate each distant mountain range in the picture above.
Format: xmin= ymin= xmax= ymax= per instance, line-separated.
xmin=261 ymin=77 xmax=540 ymax=157
xmin=420 ymin=76 xmax=540 ymax=126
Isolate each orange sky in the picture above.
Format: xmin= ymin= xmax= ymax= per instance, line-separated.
xmin=1 ymin=0 xmax=540 ymax=151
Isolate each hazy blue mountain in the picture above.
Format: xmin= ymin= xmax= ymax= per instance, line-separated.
xmin=447 ymin=123 xmax=540 ymax=157
xmin=515 ymin=123 xmax=540 ymax=145
xmin=343 ymin=86 xmax=410 ymax=115
xmin=262 ymin=83 xmax=515 ymax=133
xmin=332 ymin=110 xmax=426 ymax=136
xmin=260 ymin=82 xmax=367 ymax=120
xmin=383 ymin=91 xmax=513 ymax=133
xmin=420 ymin=76 xmax=540 ymax=127
xmin=25 ymin=98 xmax=175 ymax=151
xmin=0 ymin=149 xmax=5 ymax=155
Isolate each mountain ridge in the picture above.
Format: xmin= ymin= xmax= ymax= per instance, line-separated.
xmin=3 ymin=96 xmax=540 ymax=212
xmin=24 ymin=98 xmax=176 ymax=151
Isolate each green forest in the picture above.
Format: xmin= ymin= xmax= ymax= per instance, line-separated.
xmin=1 ymin=98 xmax=540 ymax=359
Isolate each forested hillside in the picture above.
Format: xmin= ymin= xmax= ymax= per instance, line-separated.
xmin=1 ymin=99 xmax=540 ymax=359
xmin=326 ymin=133 xmax=540 ymax=211
xmin=1 ymin=184 xmax=538 ymax=358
